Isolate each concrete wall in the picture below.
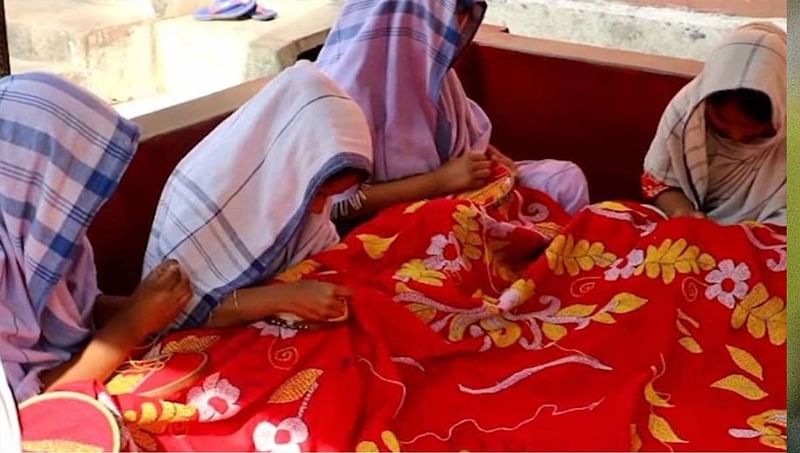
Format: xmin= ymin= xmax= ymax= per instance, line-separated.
xmin=483 ymin=0 xmax=787 ymax=61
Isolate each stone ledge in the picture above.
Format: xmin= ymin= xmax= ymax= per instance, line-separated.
xmin=484 ymin=0 xmax=786 ymax=61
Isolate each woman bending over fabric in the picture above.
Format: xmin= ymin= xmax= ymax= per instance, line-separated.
xmin=642 ymin=22 xmax=786 ymax=226
xmin=0 ymin=73 xmax=192 ymax=402
xmin=315 ymin=0 xmax=590 ymax=222
xmin=142 ymin=61 xmax=374 ymax=330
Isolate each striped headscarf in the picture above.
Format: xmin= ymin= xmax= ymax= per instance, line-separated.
xmin=643 ymin=23 xmax=786 ymax=225
xmin=143 ymin=62 xmax=373 ymax=329
xmin=317 ymin=0 xmax=491 ymax=183
xmin=0 ymin=73 xmax=139 ymax=400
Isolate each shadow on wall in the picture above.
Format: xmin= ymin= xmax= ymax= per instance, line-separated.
xmin=297 ymin=45 xmax=323 ymax=62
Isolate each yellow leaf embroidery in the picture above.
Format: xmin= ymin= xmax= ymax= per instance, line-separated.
xmin=381 ymin=431 xmax=401 ymax=452
xmin=356 ymin=431 xmax=401 ymax=453
xmin=268 ymin=368 xmax=324 ymax=403
xmin=730 ymin=409 xmax=786 ymax=450
xmin=480 ymin=317 xmax=522 ymax=348
xmin=107 ymin=372 xmax=145 ymax=395
xmin=139 ymin=402 xmax=159 ymax=424
xmin=403 ymin=200 xmax=428 ymax=214
xmin=726 ymin=345 xmax=764 ymax=380
xmin=609 ymin=293 xmax=648 ymax=314
xmin=357 ymin=234 xmax=399 ymax=260
xmin=630 ymin=424 xmax=643 ymax=452
xmin=162 ymin=334 xmax=221 ymax=354
xmin=648 ymin=413 xmax=688 ymax=444
xmin=545 ymin=234 xmax=616 ymax=276
xmin=636 ymin=239 xmax=715 ymax=284
xmin=448 ymin=313 xmax=476 ymax=342
xmin=556 ymin=304 xmax=597 ymax=318
xmin=645 ymin=382 xmax=673 ymax=408
xmin=595 ymin=201 xmax=632 ymax=212
xmin=711 ymin=374 xmax=768 ymax=400
xmin=676 ymin=308 xmax=700 ymax=328
xmin=21 ymin=440 xmax=102 ymax=453
xmin=394 ymin=260 xmax=446 ymax=287
xmin=452 ymin=205 xmax=484 ymax=262
xmin=275 ymin=259 xmax=321 ymax=283
xmin=325 ymin=242 xmax=348 ymax=251
xmin=767 ymin=309 xmax=786 ymax=345
xmin=732 ymin=284 xmax=785 ymax=345
xmin=760 ymin=435 xmax=787 ymax=450
xmin=542 ymin=323 xmax=567 ymax=342
xmin=592 ymin=312 xmax=616 ymax=324
xmin=395 ymin=282 xmax=412 ymax=294
xmin=678 ymin=337 xmax=703 ymax=354
xmin=675 ymin=319 xmax=692 ymax=337
xmin=356 ymin=441 xmax=380 ymax=452
xmin=746 ymin=308 xmax=767 ymax=337
xmin=406 ymin=303 xmax=436 ymax=324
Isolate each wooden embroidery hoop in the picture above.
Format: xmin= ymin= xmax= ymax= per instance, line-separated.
xmin=19 ymin=391 xmax=121 ymax=453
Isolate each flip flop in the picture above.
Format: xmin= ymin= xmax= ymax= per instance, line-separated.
xmin=193 ymin=0 xmax=256 ymax=21
xmin=251 ymin=4 xmax=278 ymax=21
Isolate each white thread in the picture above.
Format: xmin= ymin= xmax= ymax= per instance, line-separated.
xmin=391 ymin=357 xmax=425 ymax=372
xmin=332 ymin=185 xmax=369 ymax=219
xmin=394 ymin=291 xmax=485 ymax=315
xmin=400 ymin=398 xmax=605 ymax=445
xmin=458 ymin=354 xmax=612 ymax=395
xmin=357 ymin=356 xmax=406 ymax=419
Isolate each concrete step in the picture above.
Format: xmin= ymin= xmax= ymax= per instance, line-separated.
xmin=484 ymin=0 xmax=786 ymax=61
xmin=6 ymin=0 xmax=158 ymax=103
xmin=9 ymin=57 xmax=89 ymax=87
xmin=153 ymin=0 xmax=339 ymax=96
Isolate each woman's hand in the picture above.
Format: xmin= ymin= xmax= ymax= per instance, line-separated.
xmin=207 ymin=281 xmax=351 ymax=328
xmin=671 ymin=208 xmax=706 ymax=219
xmin=125 ymin=260 xmax=192 ymax=338
xmin=271 ymin=281 xmax=350 ymax=322
xmin=434 ymin=152 xmax=492 ymax=193
xmin=487 ymin=145 xmax=518 ymax=179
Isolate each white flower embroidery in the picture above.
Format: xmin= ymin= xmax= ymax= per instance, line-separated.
xmin=604 ymin=249 xmax=644 ymax=281
xmin=424 ymin=232 xmax=467 ymax=272
xmin=704 ymin=259 xmax=751 ymax=309
xmin=706 ymin=259 xmax=751 ymax=309
xmin=186 ymin=372 xmax=241 ymax=422
xmin=252 ymin=321 xmax=297 ymax=339
xmin=525 ymin=202 xmax=550 ymax=222
xmin=482 ymin=216 xmax=515 ymax=238
xmin=253 ymin=418 xmax=309 ymax=453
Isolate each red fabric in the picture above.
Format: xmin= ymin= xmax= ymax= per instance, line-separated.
xmin=56 ymin=188 xmax=789 ymax=451
xmin=641 ymin=171 xmax=674 ymax=200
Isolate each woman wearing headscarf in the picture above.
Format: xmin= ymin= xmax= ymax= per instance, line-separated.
xmin=0 ymin=73 xmax=192 ymax=402
xmin=143 ymin=61 xmax=374 ymax=330
xmin=642 ymin=22 xmax=786 ymax=226
xmin=315 ymin=0 xmax=590 ymax=220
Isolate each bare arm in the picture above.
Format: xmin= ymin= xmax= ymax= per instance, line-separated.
xmin=40 ymin=309 xmax=147 ymax=391
xmin=340 ymin=153 xmax=493 ymax=222
xmin=41 ymin=261 xmax=191 ymax=392
xmin=206 ymin=281 xmax=351 ymax=328
xmin=92 ymin=295 xmax=129 ymax=328
xmin=654 ymin=189 xmax=705 ymax=219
